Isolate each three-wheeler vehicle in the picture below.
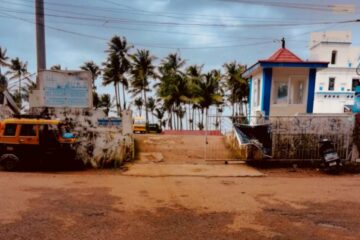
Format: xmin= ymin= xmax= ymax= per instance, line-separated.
xmin=0 ymin=117 xmax=78 ymax=171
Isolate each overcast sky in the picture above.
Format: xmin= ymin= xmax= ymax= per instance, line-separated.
xmin=0 ymin=0 xmax=359 ymax=96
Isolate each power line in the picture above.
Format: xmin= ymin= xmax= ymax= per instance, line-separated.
xmin=0 ymin=12 xmax=279 ymax=50
xmin=1 ymin=7 xmax=358 ymax=29
xmin=1 ymin=0 xmax=355 ymax=24
xmin=221 ymin=0 xmax=358 ymax=13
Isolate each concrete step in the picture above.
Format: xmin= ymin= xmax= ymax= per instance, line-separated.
xmin=134 ymin=134 xmax=236 ymax=163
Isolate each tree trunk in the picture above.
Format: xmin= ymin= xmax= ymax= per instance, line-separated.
xmin=168 ymin=110 xmax=172 ymax=130
xmin=192 ymin=107 xmax=195 ymax=130
xmin=201 ymin=109 xmax=204 ymax=126
xmin=198 ymin=109 xmax=201 ymax=129
xmin=122 ymin=83 xmax=127 ymax=110
xmin=114 ymin=83 xmax=120 ymax=116
xmin=19 ymin=76 xmax=22 ymax=109
xmin=143 ymin=89 xmax=149 ymax=124
xmin=117 ymin=83 xmax=122 ymax=114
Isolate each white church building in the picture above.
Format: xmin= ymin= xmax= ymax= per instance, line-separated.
xmin=310 ymin=31 xmax=360 ymax=113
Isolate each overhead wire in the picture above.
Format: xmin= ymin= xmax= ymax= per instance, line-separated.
xmin=1 ymin=6 xmax=358 ymax=29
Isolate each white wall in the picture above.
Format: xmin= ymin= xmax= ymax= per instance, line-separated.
xmin=310 ymin=31 xmax=360 ymax=113
xmin=313 ymin=68 xmax=357 ymax=113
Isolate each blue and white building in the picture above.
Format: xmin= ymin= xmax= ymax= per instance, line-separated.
xmin=310 ymin=31 xmax=360 ymax=113
xmin=243 ymin=45 xmax=328 ymax=118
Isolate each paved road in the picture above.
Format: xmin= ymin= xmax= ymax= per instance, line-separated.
xmin=0 ymin=169 xmax=359 ymax=240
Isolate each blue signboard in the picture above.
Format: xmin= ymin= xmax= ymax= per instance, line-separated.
xmin=98 ymin=118 xmax=122 ymax=127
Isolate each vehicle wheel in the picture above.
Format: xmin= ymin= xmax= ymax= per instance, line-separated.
xmin=1 ymin=154 xmax=19 ymax=171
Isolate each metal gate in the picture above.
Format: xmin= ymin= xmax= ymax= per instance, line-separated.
xmin=204 ymin=115 xmax=246 ymax=162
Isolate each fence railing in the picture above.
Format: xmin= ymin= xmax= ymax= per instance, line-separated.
xmin=205 ymin=114 xmax=354 ymax=161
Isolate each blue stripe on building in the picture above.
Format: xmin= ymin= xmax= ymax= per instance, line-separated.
xmin=261 ymin=68 xmax=272 ymax=118
xmin=306 ymin=68 xmax=316 ymax=113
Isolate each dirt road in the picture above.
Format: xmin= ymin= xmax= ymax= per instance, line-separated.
xmin=0 ymin=169 xmax=359 ymax=240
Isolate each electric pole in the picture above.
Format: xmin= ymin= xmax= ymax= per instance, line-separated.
xmin=35 ymin=0 xmax=46 ymax=74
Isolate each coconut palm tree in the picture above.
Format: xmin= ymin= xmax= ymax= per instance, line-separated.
xmin=223 ymin=61 xmax=248 ymax=116
xmin=134 ymin=97 xmax=143 ymax=117
xmin=107 ymin=35 xmax=132 ymax=110
xmin=0 ymin=47 xmax=10 ymax=75
xmin=7 ymin=58 xmax=28 ymax=108
xmin=191 ymin=70 xmax=222 ymax=127
xmin=146 ymin=97 xmax=156 ymax=123
xmin=103 ymin=53 xmax=122 ymax=115
xmin=92 ymin=91 xmax=101 ymax=109
xmin=157 ymin=53 xmax=187 ymax=129
xmin=99 ymin=94 xmax=112 ymax=116
xmin=153 ymin=107 xmax=166 ymax=128
xmin=50 ymin=64 xmax=62 ymax=70
xmin=21 ymin=81 xmax=37 ymax=102
xmin=80 ymin=61 xmax=101 ymax=90
xmin=130 ymin=49 xmax=157 ymax=124
xmin=0 ymin=74 xmax=7 ymax=93
xmin=186 ymin=65 xmax=203 ymax=130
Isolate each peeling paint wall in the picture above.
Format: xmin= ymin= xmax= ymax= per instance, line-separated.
xmin=30 ymin=108 xmax=134 ymax=168
xmin=270 ymin=115 xmax=354 ymax=160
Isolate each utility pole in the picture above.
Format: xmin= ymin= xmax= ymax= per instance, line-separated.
xmin=35 ymin=0 xmax=46 ymax=75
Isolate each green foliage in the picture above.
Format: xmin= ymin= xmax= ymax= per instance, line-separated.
xmin=223 ymin=61 xmax=248 ymax=115
xmin=134 ymin=97 xmax=143 ymax=117
xmin=50 ymin=64 xmax=61 ymax=70
xmin=130 ymin=49 xmax=157 ymax=123
xmin=99 ymin=94 xmax=112 ymax=116
xmin=80 ymin=61 xmax=101 ymax=90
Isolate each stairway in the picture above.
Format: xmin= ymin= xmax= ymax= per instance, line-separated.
xmin=134 ymin=134 xmax=236 ymax=164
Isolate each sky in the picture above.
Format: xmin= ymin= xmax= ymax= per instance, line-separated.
xmin=0 ymin=0 xmax=359 ymax=100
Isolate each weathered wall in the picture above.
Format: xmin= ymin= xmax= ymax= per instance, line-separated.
xmin=270 ymin=115 xmax=354 ymax=160
xmin=31 ymin=107 xmax=134 ymax=168
xmin=353 ymin=114 xmax=360 ymax=161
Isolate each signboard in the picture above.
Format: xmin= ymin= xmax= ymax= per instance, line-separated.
xmin=98 ymin=118 xmax=122 ymax=127
xmin=38 ymin=70 xmax=92 ymax=108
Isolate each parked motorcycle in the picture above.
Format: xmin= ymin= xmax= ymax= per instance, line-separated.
xmin=319 ymin=139 xmax=342 ymax=173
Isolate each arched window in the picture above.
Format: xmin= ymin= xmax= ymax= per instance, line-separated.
xmin=331 ymin=50 xmax=337 ymax=65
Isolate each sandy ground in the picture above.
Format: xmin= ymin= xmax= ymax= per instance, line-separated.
xmin=0 ymin=168 xmax=359 ymax=240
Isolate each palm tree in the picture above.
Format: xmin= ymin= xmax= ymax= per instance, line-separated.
xmin=0 ymin=47 xmax=9 ymax=75
xmin=80 ymin=61 xmax=101 ymax=90
xmin=157 ymin=53 xmax=187 ymax=129
xmin=107 ymin=35 xmax=132 ymax=110
xmin=130 ymin=49 xmax=157 ymax=124
xmin=186 ymin=65 xmax=204 ymax=130
xmin=134 ymin=97 xmax=143 ymax=117
xmin=103 ymin=53 xmax=122 ymax=115
xmin=190 ymin=70 xmax=223 ymax=127
xmin=99 ymin=94 xmax=112 ymax=116
xmin=50 ymin=64 xmax=62 ymax=70
xmin=146 ymin=97 xmax=156 ymax=123
xmin=223 ymin=62 xmax=248 ymax=116
xmin=92 ymin=91 xmax=102 ymax=109
xmin=153 ymin=107 xmax=166 ymax=128
xmin=21 ymin=80 xmax=37 ymax=102
xmin=7 ymin=58 xmax=28 ymax=108
xmin=0 ymin=74 xmax=7 ymax=93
